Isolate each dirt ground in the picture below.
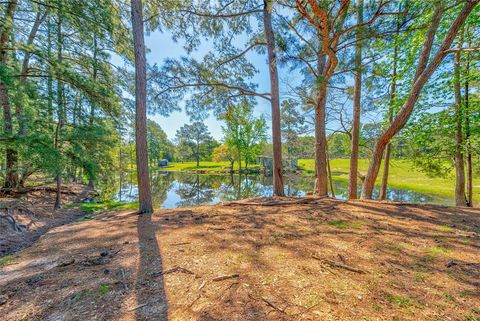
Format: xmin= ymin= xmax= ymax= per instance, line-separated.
xmin=0 ymin=183 xmax=92 ymax=256
xmin=0 ymin=197 xmax=479 ymax=321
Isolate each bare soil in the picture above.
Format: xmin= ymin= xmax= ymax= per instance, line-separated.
xmin=1 ymin=196 xmax=479 ymax=321
xmin=0 ymin=183 xmax=92 ymax=257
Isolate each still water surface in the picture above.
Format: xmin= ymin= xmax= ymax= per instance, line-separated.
xmin=114 ymin=171 xmax=453 ymax=208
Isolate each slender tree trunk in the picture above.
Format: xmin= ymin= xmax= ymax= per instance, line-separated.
xmin=54 ymin=175 xmax=62 ymax=209
xmin=453 ymin=46 xmax=467 ymax=206
xmin=131 ymin=0 xmax=153 ymax=213
xmin=263 ymin=0 xmax=284 ymax=196
xmin=326 ymin=143 xmax=335 ymax=198
xmin=314 ymin=88 xmax=328 ymax=197
xmin=196 ymin=140 xmax=200 ymax=167
xmin=238 ymin=149 xmax=242 ymax=171
xmin=348 ymin=0 xmax=363 ymax=199
xmin=1 ymin=83 xmax=18 ymax=189
xmin=464 ymin=59 xmax=473 ymax=207
xmin=361 ymin=1 xmax=476 ymax=199
xmin=47 ymin=16 xmax=54 ymax=122
xmin=87 ymin=32 xmax=99 ymax=188
xmin=53 ymin=120 xmax=62 ymax=209
xmin=54 ymin=9 xmax=64 ymax=209
xmin=379 ymin=16 xmax=400 ymax=200
xmin=1 ymin=1 xmax=18 ymax=189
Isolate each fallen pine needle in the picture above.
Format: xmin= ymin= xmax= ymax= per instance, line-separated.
xmin=198 ymin=280 xmax=207 ymax=290
xmin=128 ymin=303 xmax=147 ymax=312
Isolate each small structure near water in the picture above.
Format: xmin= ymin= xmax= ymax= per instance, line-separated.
xmin=158 ymin=159 xmax=169 ymax=167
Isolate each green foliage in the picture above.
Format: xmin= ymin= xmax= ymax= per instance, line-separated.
xmin=221 ymin=100 xmax=267 ymax=168
xmin=175 ymin=122 xmax=217 ymax=163
xmin=212 ymin=144 xmax=235 ymax=166
xmin=147 ymin=120 xmax=174 ymax=163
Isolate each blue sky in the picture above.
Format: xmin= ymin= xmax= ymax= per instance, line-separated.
xmin=143 ymin=30 xmax=273 ymax=141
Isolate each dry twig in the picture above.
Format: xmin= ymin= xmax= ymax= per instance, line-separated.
xmin=312 ymin=255 xmax=367 ymax=274
xmin=212 ymin=273 xmax=239 ymax=282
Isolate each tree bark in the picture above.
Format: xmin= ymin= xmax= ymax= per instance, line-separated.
xmin=361 ymin=1 xmax=477 ymax=199
xmin=54 ymin=9 xmax=64 ymax=209
xmin=348 ymin=0 xmax=363 ymax=199
xmin=327 ymin=147 xmax=335 ymax=198
xmin=1 ymin=82 xmax=18 ymax=188
xmin=1 ymin=0 xmax=18 ymax=189
xmin=47 ymin=16 xmax=54 ymax=122
xmin=314 ymin=93 xmax=328 ymax=196
xmin=453 ymin=45 xmax=467 ymax=206
xmin=263 ymin=0 xmax=284 ymax=196
xmin=464 ymin=57 xmax=473 ymax=207
xmin=131 ymin=0 xmax=153 ymax=213
xmin=87 ymin=32 xmax=99 ymax=188
xmin=196 ymin=139 xmax=200 ymax=167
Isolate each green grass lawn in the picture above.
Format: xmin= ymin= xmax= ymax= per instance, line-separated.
xmin=155 ymin=161 xmax=261 ymax=172
xmin=299 ymin=158 xmax=479 ymax=200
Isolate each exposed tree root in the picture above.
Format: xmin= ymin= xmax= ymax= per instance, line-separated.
xmin=0 ymin=211 xmax=26 ymax=232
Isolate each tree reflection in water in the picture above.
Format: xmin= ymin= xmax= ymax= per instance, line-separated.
xmin=107 ymin=171 xmax=452 ymax=208
xmin=174 ymin=173 xmax=217 ymax=207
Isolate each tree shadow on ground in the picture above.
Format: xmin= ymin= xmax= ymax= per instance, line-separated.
xmin=135 ymin=212 xmax=168 ymax=321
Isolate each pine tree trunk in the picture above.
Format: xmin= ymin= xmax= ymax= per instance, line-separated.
xmin=326 ymin=145 xmax=335 ymax=198
xmin=238 ymin=149 xmax=242 ymax=171
xmin=47 ymin=16 xmax=54 ymax=122
xmin=464 ymin=62 xmax=473 ymax=207
xmin=87 ymin=32 xmax=99 ymax=188
xmin=263 ymin=0 xmax=284 ymax=196
xmin=314 ymin=89 xmax=328 ymax=197
xmin=54 ymin=9 xmax=64 ymax=209
xmin=131 ymin=0 xmax=153 ymax=213
xmin=348 ymin=0 xmax=363 ymax=199
xmin=453 ymin=48 xmax=467 ymax=207
xmin=54 ymin=175 xmax=62 ymax=209
xmin=196 ymin=140 xmax=200 ymax=167
xmin=1 ymin=1 xmax=18 ymax=189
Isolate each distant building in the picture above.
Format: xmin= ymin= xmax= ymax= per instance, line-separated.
xmin=158 ymin=159 xmax=169 ymax=167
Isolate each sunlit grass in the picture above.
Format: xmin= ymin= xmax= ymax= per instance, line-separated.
xmin=299 ymin=158 xmax=479 ymax=200
xmin=79 ymin=201 xmax=138 ymax=213
xmin=157 ymin=161 xmax=261 ymax=172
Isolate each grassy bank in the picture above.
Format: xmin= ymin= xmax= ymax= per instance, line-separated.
xmin=155 ymin=161 xmax=261 ymax=172
xmin=299 ymin=158 xmax=479 ymax=200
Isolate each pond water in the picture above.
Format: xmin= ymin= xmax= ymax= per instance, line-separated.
xmin=113 ymin=171 xmax=454 ymax=208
